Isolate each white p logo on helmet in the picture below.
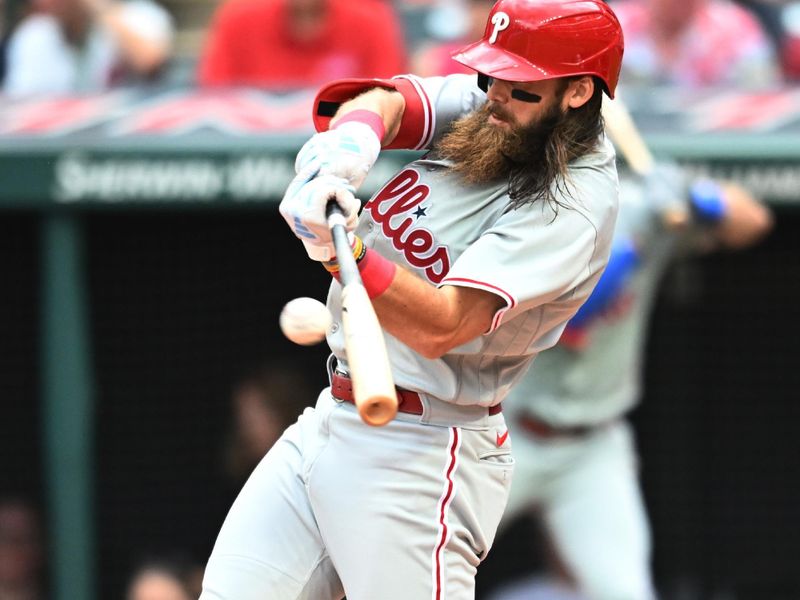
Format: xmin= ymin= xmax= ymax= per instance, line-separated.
xmin=489 ymin=12 xmax=510 ymax=44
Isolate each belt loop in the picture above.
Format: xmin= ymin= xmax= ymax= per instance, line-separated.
xmin=326 ymin=354 xmax=337 ymax=387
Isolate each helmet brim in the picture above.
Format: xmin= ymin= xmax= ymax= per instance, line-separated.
xmin=451 ymin=40 xmax=552 ymax=83
xmin=451 ymin=39 xmax=617 ymax=98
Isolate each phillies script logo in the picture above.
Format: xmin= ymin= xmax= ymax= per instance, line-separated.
xmin=365 ymin=169 xmax=451 ymax=284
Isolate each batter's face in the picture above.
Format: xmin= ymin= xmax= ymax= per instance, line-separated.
xmin=485 ymin=76 xmax=595 ymax=129
xmin=435 ymin=74 xmax=595 ymax=186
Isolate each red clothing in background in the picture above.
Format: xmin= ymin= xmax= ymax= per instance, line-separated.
xmin=611 ymin=0 xmax=779 ymax=87
xmin=199 ymin=0 xmax=407 ymax=89
xmin=413 ymin=41 xmax=473 ymax=77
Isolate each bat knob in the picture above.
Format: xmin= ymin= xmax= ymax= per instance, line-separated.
xmin=358 ymin=394 xmax=398 ymax=427
xmin=326 ymin=199 xmax=343 ymax=219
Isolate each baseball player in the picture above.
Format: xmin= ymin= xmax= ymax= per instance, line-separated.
xmin=200 ymin=1 xmax=624 ymax=598
xmin=488 ymin=166 xmax=774 ymax=600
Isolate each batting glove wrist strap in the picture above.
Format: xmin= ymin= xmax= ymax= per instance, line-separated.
xmin=322 ymin=235 xmax=367 ymax=274
xmin=324 ymin=246 xmax=396 ymax=299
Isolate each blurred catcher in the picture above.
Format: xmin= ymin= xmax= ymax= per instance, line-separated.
xmin=2 ymin=0 xmax=173 ymax=95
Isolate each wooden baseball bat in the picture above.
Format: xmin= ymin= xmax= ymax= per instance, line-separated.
xmin=602 ymin=96 xmax=689 ymax=229
xmin=601 ymin=95 xmax=654 ymax=177
xmin=326 ymin=201 xmax=398 ymax=426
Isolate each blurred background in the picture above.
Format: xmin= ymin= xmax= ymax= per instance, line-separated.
xmin=0 ymin=0 xmax=799 ymax=599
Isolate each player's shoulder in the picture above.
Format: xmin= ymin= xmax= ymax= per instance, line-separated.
xmin=561 ymin=136 xmax=619 ymax=221
xmin=575 ymin=134 xmax=616 ymax=164
xmin=569 ymin=136 xmax=618 ymax=189
xmin=414 ymin=73 xmax=486 ymax=120
xmin=513 ymin=136 xmax=618 ymax=219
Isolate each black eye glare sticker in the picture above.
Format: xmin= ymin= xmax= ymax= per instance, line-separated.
xmin=510 ymin=89 xmax=542 ymax=103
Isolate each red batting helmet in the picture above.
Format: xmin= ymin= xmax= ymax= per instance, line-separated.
xmin=452 ymin=0 xmax=625 ymax=98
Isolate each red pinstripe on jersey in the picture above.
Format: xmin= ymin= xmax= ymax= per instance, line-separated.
xmin=431 ymin=427 xmax=461 ymax=599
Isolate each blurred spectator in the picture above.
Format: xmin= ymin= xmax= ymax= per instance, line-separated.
xmin=734 ymin=0 xmax=800 ymax=80
xmin=611 ymin=0 xmax=782 ymax=87
xmin=779 ymin=1 xmax=800 ymax=79
xmin=737 ymin=0 xmax=786 ymax=48
xmin=0 ymin=0 xmax=6 ymax=83
xmin=2 ymin=0 xmax=173 ymax=96
xmin=411 ymin=0 xmax=495 ymax=77
xmin=0 ymin=0 xmax=23 ymax=84
xmin=194 ymin=359 xmax=319 ymax=576
xmin=0 ymin=496 xmax=44 ymax=600
xmin=222 ymin=359 xmax=317 ymax=484
xmin=198 ymin=0 xmax=406 ymax=89
xmin=125 ymin=555 xmax=202 ymax=600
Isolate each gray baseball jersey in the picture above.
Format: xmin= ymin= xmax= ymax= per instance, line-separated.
xmin=201 ymin=74 xmax=620 ymax=600
xmin=327 ymin=74 xmax=620 ymax=409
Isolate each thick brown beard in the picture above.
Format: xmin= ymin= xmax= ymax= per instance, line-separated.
xmin=435 ymin=102 xmax=564 ymax=186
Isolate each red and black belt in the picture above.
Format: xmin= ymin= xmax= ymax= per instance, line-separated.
xmin=331 ymin=372 xmax=502 ymax=416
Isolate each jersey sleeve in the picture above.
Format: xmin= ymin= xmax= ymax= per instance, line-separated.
xmin=313 ymin=74 xmax=485 ymax=150
xmin=442 ymin=169 xmax=618 ymax=333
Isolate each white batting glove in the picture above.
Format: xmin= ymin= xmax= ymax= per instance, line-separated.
xmin=279 ymin=162 xmax=361 ymax=262
xmin=294 ymin=121 xmax=381 ymax=191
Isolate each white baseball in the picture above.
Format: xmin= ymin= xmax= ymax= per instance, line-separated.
xmin=279 ymin=297 xmax=333 ymax=346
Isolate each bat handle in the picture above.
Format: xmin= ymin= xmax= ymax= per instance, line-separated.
xmin=326 ymin=200 xmax=359 ymax=286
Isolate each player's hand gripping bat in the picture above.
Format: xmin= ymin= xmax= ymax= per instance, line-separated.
xmin=326 ymin=201 xmax=398 ymax=426
xmin=602 ymin=96 xmax=690 ymax=229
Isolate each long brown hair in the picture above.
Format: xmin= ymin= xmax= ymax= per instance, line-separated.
xmin=514 ymin=77 xmax=605 ymax=210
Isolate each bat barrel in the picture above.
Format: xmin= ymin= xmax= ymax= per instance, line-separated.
xmin=326 ymin=199 xmax=399 ymax=426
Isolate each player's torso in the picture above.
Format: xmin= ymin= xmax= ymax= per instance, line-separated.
xmin=327 ymin=139 xmax=618 ymax=409
xmin=326 ymin=158 xmax=517 ymax=406
xmin=360 ymin=158 xmax=509 ymax=284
